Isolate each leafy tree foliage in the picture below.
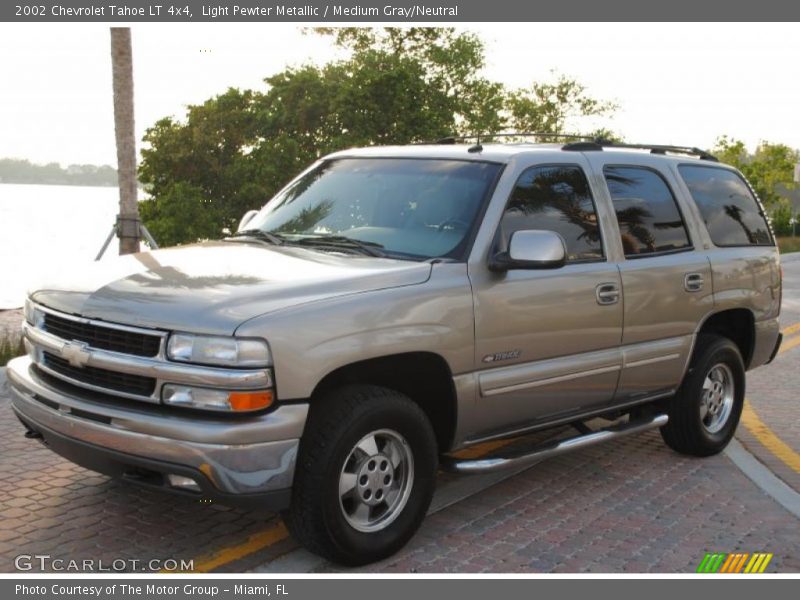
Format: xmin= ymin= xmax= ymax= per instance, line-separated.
xmin=505 ymin=75 xmax=616 ymax=136
xmin=713 ymin=137 xmax=800 ymax=235
xmin=139 ymin=28 xmax=616 ymax=246
xmin=713 ymin=137 xmax=799 ymax=206
xmin=0 ymin=158 xmax=117 ymax=186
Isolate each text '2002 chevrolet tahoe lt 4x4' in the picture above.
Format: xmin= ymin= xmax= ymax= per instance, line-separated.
xmin=8 ymin=138 xmax=782 ymax=565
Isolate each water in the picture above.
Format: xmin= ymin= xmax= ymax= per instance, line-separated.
xmin=0 ymin=183 xmax=127 ymax=309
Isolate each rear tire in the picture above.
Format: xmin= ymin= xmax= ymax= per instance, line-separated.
xmin=660 ymin=334 xmax=745 ymax=456
xmin=284 ymin=384 xmax=438 ymax=566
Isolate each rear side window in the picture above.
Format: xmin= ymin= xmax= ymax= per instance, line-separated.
xmin=603 ymin=166 xmax=692 ymax=257
xmin=501 ymin=165 xmax=604 ymax=262
xmin=678 ymin=165 xmax=773 ymax=246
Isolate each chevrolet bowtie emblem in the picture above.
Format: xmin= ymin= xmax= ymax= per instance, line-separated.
xmin=62 ymin=341 xmax=92 ymax=368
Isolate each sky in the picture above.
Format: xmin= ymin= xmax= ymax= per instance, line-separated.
xmin=1 ymin=22 xmax=798 ymax=167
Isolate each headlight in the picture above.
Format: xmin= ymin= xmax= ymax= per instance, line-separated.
xmin=163 ymin=384 xmax=274 ymax=412
xmin=167 ymin=333 xmax=271 ymax=367
xmin=24 ymin=298 xmax=43 ymax=328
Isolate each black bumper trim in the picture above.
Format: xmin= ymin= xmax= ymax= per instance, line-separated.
xmin=15 ymin=414 xmax=292 ymax=512
xmin=766 ymin=332 xmax=783 ymax=365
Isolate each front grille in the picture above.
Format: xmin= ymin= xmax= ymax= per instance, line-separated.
xmin=43 ymin=312 xmax=161 ymax=357
xmin=43 ymin=352 xmax=156 ymax=397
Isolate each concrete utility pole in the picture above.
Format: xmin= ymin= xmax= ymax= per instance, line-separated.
xmin=110 ymin=27 xmax=140 ymax=255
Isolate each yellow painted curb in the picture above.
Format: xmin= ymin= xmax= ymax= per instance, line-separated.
xmin=781 ymin=322 xmax=800 ymax=338
xmin=170 ymin=521 xmax=289 ymax=573
xmin=741 ymin=401 xmax=800 ymax=474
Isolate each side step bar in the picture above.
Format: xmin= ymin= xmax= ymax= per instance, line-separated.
xmin=441 ymin=413 xmax=669 ymax=475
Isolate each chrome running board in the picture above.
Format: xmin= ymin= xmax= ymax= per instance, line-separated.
xmin=440 ymin=414 xmax=669 ymax=475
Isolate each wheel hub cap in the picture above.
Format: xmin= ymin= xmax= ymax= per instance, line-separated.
xmin=338 ymin=429 xmax=414 ymax=533
xmin=355 ymin=454 xmax=395 ymax=507
xmin=700 ymin=363 xmax=735 ymax=434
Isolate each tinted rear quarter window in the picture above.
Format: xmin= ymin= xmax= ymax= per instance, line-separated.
xmin=603 ymin=166 xmax=692 ymax=257
xmin=678 ymin=165 xmax=773 ymax=246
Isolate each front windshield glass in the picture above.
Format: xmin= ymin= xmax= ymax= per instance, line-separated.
xmin=245 ymin=158 xmax=502 ymax=260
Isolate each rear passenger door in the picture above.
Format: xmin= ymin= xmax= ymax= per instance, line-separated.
xmin=588 ymin=159 xmax=714 ymax=404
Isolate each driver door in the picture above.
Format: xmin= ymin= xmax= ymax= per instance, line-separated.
xmin=467 ymin=162 xmax=623 ymax=439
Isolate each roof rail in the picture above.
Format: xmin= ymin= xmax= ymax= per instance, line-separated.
xmin=562 ymin=140 xmax=718 ymax=162
xmin=434 ymin=132 xmax=594 ymax=145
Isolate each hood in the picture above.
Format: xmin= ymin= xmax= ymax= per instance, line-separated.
xmin=31 ymin=241 xmax=432 ymax=335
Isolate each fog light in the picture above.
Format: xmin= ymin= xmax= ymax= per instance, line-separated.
xmin=167 ymin=474 xmax=201 ymax=492
xmin=162 ymin=385 xmax=274 ymax=412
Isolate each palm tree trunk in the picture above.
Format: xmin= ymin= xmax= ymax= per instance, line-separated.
xmin=110 ymin=27 xmax=139 ymax=255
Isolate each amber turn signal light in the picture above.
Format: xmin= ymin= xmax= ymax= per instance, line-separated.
xmin=228 ymin=390 xmax=274 ymax=411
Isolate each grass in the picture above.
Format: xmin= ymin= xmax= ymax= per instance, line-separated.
xmin=777 ymin=236 xmax=800 ymax=254
xmin=0 ymin=336 xmax=25 ymax=367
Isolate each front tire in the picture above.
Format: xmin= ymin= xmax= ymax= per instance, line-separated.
xmin=284 ymin=385 xmax=438 ymax=566
xmin=660 ymin=334 xmax=745 ymax=456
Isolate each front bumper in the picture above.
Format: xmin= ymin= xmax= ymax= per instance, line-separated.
xmin=7 ymin=356 xmax=308 ymax=510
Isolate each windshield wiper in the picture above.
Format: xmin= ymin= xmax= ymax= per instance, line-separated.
xmin=291 ymin=235 xmax=387 ymax=257
xmin=228 ymin=229 xmax=286 ymax=245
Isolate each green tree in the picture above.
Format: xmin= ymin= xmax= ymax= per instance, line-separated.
xmin=313 ymin=27 xmax=505 ymax=134
xmin=138 ymin=182 xmax=222 ymax=247
xmin=139 ymin=28 xmax=617 ymax=245
xmin=139 ymin=88 xmax=268 ymax=244
xmin=713 ymin=136 xmax=799 ymax=207
xmin=769 ymin=198 xmax=794 ymax=236
xmin=505 ymin=75 xmax=617 ymax=137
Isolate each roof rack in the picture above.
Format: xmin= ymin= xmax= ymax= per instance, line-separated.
xmin=434 ymin=132 xmax=594 ymax=145
xmin=562 ymin=140 xmax=718 ymax=162
xmin=429 ymin=132 xmax=597 ymax=154
xmin=416 ymin=133 xmax=719 ymax=162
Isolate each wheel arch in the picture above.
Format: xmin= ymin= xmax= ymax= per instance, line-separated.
xmin=696 ymin=308 xmax=755 ymax=368
xmin=310 ymin=351 xmax=458 ymax=453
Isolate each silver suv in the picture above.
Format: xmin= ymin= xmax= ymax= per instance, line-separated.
xmin=8 ymin=139 xmax=783 ymax=565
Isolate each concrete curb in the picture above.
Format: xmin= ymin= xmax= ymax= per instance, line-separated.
xmin=725 ymin=437 xmax=800 ymax=520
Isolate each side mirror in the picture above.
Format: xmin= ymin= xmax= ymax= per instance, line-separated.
xmin=489 ymin=230 xmax=567 ymax=272
xmin=237 ymin=210 xmax=259 ymax=232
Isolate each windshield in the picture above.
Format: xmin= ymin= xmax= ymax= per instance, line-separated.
xmin=245 ymin=158 xmax=502 ymax=260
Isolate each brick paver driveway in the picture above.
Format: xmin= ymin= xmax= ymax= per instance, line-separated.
xmin=324 ymin=431 xmax=799 ymax=573
xmin=0 ymin=259 xmax=798 ymax=574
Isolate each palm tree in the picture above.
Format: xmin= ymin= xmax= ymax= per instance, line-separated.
xmin=110 ymin=28 xmax=139 ymax=254
xmin=722 ymin=204 xmax=755 ymax=244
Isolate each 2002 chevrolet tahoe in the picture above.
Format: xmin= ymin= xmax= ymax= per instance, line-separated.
xmin=8 ymin=139 xmax=782 ymax=565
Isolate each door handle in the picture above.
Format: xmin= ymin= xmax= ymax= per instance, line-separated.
xmin=596 ymin=283 xmax=620 ymax=305
xmin=684 ymin=272 xmax=704 ymax=292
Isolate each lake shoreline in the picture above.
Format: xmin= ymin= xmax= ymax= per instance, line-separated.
xmin=0 ymin=181 xmax=146 ymax=189
xmin=0 ymin=181 xmax=118 ymax=188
